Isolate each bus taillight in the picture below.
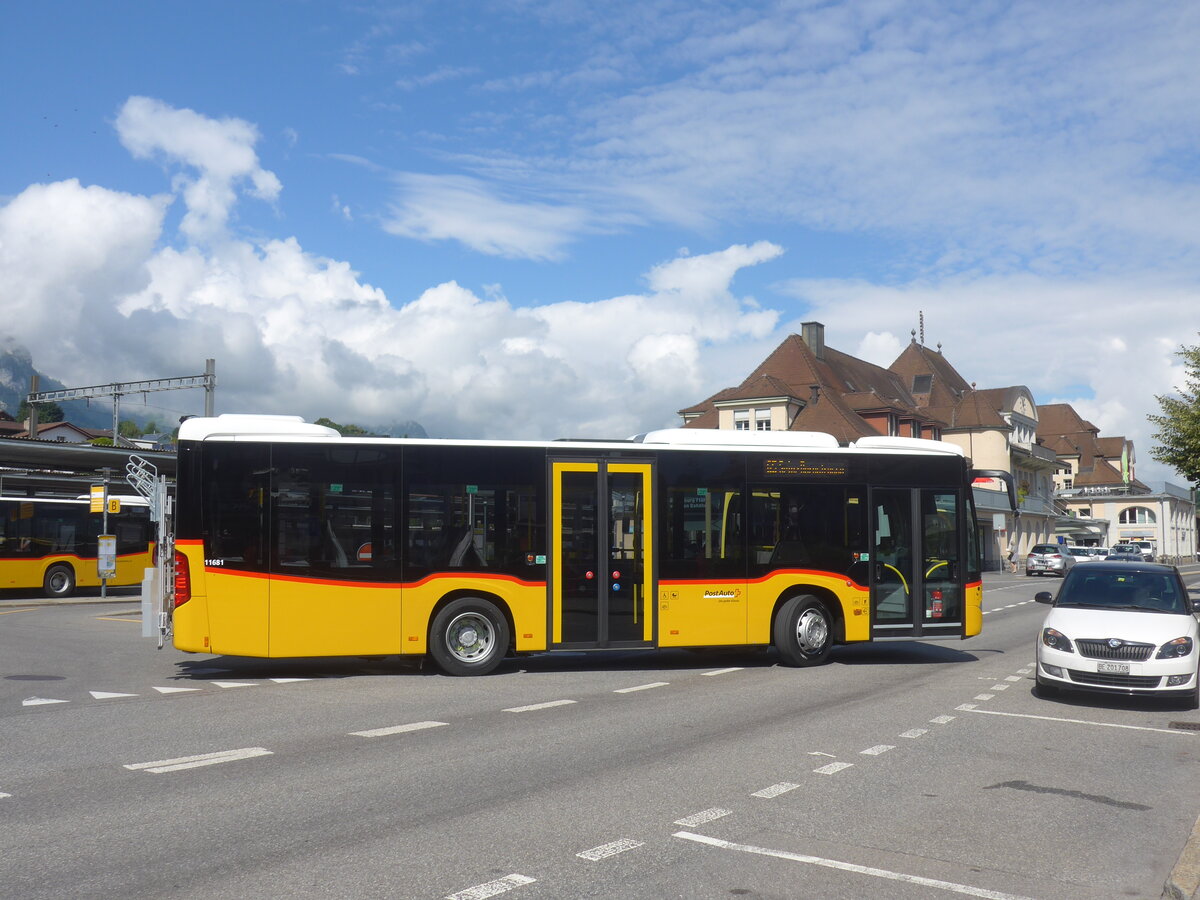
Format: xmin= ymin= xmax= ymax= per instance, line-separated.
xmin=173 ymin=551 xmax=191 ymax=607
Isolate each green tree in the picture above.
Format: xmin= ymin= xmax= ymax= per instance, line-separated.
xmin=315 ymin=417 xmax=373 ymax=436
xmin=16 ymin=399 xmax=64 ymax=423
xmin=1149 ymin=339 xmax=1200 ymax=484
xmin=119 ymin=419 xmax=142 ymax=438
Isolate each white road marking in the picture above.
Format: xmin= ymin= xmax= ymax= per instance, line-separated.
xmin=860 ymin=745 xmax=895 ymax=756
xmin=859 ymin=744 xmax=897 ymax=758
xmin=752 ymin=782 xmax=800 ymax=798
xmin=269 ymin=678 xmax=312 ymax=683
xmin=990 ymin=684 xmax=1010 ymax=691
xmin=0 ymin=791 xmax=10 ymax=799
xmin=503 ymin=699 xmax=576 ymax=713
xmin=22 ymin=697 xmax=68 ymax=706
xmin=577 ymin=838 xmax=644 ymax=860
xmin=674 ymin=807 xmax=733 ymax=826
xmin=153 ymin=686 xmax=201 ymax=694
xmin=958 ymin=703 xmax=978 ymax=710
xmin=445 ymin=874 xmax=536 ymax=900
xmin=674 ymin=831 xmax=1036 ymax=900
xmin=703 ymin=667 xmax=743 ymax=676
xmin=124 ymin=747 xmax=273 ymax=774
xmin=814 ymin=761 xmax=854 ymax=775
xmin=930 ymin=715 xmax=955 ymax=725
xmin=1005 ymin=675 xmax=1022 ymax=682
xmin=900 ymin=729 xmax=928 ymax=739
xmin=90 ymin=691 xmax=137 ymax=700
xmin=614 ymin=682 xmax=669 ymax=693
xmin=808 ymin=751 xmax=837 ymax=757
xmin=957 ymin=706 xmax=1197 ymax=736
xmin=350 ymin=721 xmax=448 ymax=738
xmin=211 ymin=681 xmax=256 ymax=688
xmin=974 ymin=693 xmax=995 ymax=701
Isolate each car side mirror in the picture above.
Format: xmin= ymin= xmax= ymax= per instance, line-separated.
xmin=1034 ymin=592 xmax=1054 ymax=604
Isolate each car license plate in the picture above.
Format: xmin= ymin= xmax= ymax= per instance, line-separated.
xmin=1097 ymin=662 xmax=1130 ymax=674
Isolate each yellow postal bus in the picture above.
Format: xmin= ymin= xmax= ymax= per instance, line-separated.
xmin=171 ymin=415 xmax=1013 ymax=675
xmin=0 ymin=495 xmax=153 ymax=597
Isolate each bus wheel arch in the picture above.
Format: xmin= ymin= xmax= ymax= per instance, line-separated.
xmin=428 ymin=592 xmax=513 ymax=676
xmin=772 ymin=592 xmax=836 ymax=667
xmin=42 ymin=563 xmax=77 ymax=599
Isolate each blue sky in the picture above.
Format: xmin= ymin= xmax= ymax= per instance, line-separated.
xmin=2 ymin=1 xmax=1199 ymax=482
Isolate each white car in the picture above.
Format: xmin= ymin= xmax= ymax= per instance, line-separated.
xmin=1035 ymin=562 xmax=1199 ymax=709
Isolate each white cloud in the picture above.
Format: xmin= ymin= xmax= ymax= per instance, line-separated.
xmin=0 ymin=101 xmax=786 ymax=440
xmin=116 ymin=96 xmax=280 ymax=243
xmin=382 ymin=173 xmax=589 ymax=260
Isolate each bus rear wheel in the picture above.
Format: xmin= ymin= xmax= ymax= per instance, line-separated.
xmin=773 ymin=595 xmax=832 ymax=667
xmin=429 ymin=597 xmax=510 ymax=676
xmin=43 ymin=564 xmax=76 ymax=599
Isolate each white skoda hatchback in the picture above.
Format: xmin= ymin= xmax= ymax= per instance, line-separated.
xmin=1034 ymin=562 xmax=1199 ymax=709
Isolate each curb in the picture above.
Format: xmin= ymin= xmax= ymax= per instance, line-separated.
xmin=1165 ymin=812 xmax=1200 ymax=900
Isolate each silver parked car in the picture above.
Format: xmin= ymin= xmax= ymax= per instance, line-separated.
xmin=1026 ymin=543 xmax=1077 ymax=577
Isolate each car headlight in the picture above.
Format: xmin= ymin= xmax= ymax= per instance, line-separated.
xmin=1156 ymin=637 xmax=1194 ymax=659
xmin=1041 ymin=628 xmax=1074 ymax=653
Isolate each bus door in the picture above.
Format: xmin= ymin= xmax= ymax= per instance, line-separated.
xmin=551 ymin=460 xmax=654 ymax=648
xmin=870 ymin=487 xmax=963 ymax=639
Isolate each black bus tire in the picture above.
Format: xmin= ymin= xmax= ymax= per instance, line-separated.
xmin=43 ymin=564 xmax=76 ymax=599
xmin=429 ymin=597 xmax=510 ymax=676
xmin=773 ymin=595 xmax=832 ymax=667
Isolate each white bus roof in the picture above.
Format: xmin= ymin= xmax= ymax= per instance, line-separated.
xmin=179 ymin=416 xmax=965 ymax=458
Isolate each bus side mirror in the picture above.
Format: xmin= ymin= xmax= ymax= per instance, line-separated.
xmin=1034 ymin=592 xmax=1054 ymax=604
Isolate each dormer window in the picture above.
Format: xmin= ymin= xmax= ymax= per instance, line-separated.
xmin=912 ymin=374 xmax=932 ymax=393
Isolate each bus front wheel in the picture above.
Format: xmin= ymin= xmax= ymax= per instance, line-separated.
xmin=773 ymin=595 xmax=832 ymax=667
xmin=429 ymin=597 xmax=510 ymax=676
xmin=43 ymin=564 xmax=76 ymax=599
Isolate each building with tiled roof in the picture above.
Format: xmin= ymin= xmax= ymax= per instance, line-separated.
xmin=679 ymin=323 xmax=944 ymax=444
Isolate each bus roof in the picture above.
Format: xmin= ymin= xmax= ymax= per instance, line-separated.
xmin=178 ymin=415 xmax=966 ymax=458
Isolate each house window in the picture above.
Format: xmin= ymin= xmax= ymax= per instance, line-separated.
xmin=1118 ymin=507 xmax=1156 ymax=525
xmin=733 ymin=409 xmax=750 ymax=431
xmin=755 ymin=409 xmax=771 ymax=431
xmin=912 ymin=374 xmax=932 ymax=393
xmin=1063 ymin=478 xmax=1072 ymax=489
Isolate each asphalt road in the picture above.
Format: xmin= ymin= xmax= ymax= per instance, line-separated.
xmin=1 ymin=571 xmax=1198 ymax=900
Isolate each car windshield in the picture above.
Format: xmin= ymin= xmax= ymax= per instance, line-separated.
xmin=1056 ymin=571 xmax=1186 ymax=613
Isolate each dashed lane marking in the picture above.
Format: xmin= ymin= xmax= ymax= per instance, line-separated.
xmin=89 ymin=691 xmax=137 ymax=700
xmin=124 ymin=747 xmax=274 ymax=774
xmin=974 ymin=693 xmax=995 ymax=701
xmin=153 ymin=686 xmax=201 ymax=694
xmin=703 ymin=667 xmax=744 ymax=676
xmin=503 ymin=699 xmax=576 ymax=713
xmin=899 ymin=729 xmax=928 ymax=739
xmin=990 ymin=684 xmax=1011 ymax=691
xmin=211 ymin=681 xmax=256 ymax=689
xmin=814 ymin=761 xmax=854 ymax=775
xmin=577 ymin=839 xmax=644 ymax=860
xmin=614 ymin=682 xmax=669 ymax=693
xmin=674 ymin=807 xmax=733 ymax=827
xmin=350 ymin=721 xmax=448 ymax=738
xmin=752 ymin=782 xmax=800 ymax=798
xmin=673 ymin=831 xmax=1036 ymax=900
xmin=22 ymin=697 xmax=68 ymax=706
xmin=860 ymin=745 xmax=895 ymax=756
xmin=930 ymin=715 xmax=955 ymax=725
xmin=957 ymin=706 xmax=1196 ymax=736
xmin=445 ymin=874 xmax=536 ymax=900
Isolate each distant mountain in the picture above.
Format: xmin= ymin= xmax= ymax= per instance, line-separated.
xmin=0 ymin=337 xmax=111 ymax=429
xmin=380 ymin=420 xmax=429 ymax=439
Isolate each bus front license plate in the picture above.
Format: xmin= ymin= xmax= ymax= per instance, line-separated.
xmin=1097 ymin=662 xmax=1130 ymax=674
